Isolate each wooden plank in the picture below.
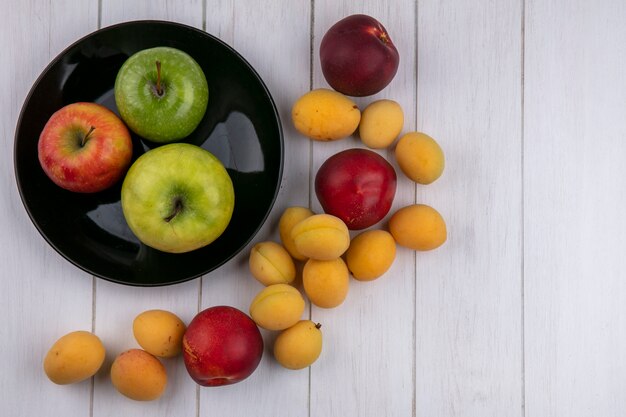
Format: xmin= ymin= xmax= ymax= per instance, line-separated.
xmin=415 ymin=1 xmax=523 ymax=416
xmin=310 ymin=2 xmax=416 ymax=416
xmin=524 ymin=1 xmax=626 ymax=416
xmin=0 ymin=1 xmax=98 ymax=416
xmin=101 ymin=0 xmax=203 ymax=27
xmin=92 ymin=2 xmax=203 ymax=416
xmin=92 ymin=281 xmax=200 ymax=417
xmin=199 ymin=1 xmax=311 ymax=415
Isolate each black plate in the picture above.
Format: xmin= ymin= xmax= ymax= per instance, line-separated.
xmin=14 ymin=21 xmax=283 ymax=286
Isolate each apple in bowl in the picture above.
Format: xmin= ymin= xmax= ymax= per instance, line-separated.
xmin=121 ymin=143 xmax=235 ymax=253
xmin=37 ymin=102 xmax=132 ymax=193
xmin=115 ymin=46 xmax=209 ymax=143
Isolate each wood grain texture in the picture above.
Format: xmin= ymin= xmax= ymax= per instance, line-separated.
xmin=415 ymin=1 xmax=523 ymax=416
xmin=92 ymin=1 xmax=204 ymax=416
xmin=3 ymin=1 xmax=626 ymax=416
xmin=524 ymin=0 xmax=626 ymax=416
xmin=92 ymin=280 xmax=199 ymax=417
xmin=101 ymin=0 xmax=203 ymax=28
xmin=200 ymin=1 xmax=311 ymax=416
xmin=310 ymin=2 xmax=416 ymax=416
xmin=0 ymin=1 xmax=98 ymax=416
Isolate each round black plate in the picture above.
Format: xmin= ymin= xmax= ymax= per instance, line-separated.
xmin=14 ymin=21 xmax=283 ymax=286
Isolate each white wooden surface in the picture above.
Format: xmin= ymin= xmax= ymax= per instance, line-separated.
xmin=1 ymin=1 xmax=625 ymax=416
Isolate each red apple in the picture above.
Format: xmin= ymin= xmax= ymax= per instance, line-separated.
xmin=183 ymin=306 xmax=263 ymax=387
xmin=37 ymin=102 xmax=132 ymax=193
xmin=315 ymin=148 xmax=397 ymax=230
xmin=320 ymin=14 xmax=399 ymax=97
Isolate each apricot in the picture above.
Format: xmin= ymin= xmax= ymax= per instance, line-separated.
xmin=389 ymin=204 xmax=447 ymax=251
xmin=279 ymin=206 xmax=315 ymax=260
xmin=395 ymin=132 xmax=445 ymax=184
xmin=43 ymin=331 xmax=105 ymax=385
xmin=133 ymin=309 xmax=186 ymax=358
xmin=346 ymin=230 xmax=396 ymax=281
xmin=290 ymin=214 xmax=350 ymax=260
xmin=249 ymin=284 xmax=305 ymax=330
xmin=291 ymin=89 xmax=361 ymax=141
xmin=358 ymin=99 xmax=404 ymax=149
xmin=249 ymin=241 xmax=296 ymax=286
xmin=274 ymin=320 xmax=322 ymax=370
xmin=110 ymin=349 xmax=167 ymax=401
xmin=302 ymin=258 xmax=349 ymax=308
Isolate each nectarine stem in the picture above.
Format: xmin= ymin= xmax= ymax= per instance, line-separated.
xmin=81 ymin=126 xmax=96 ymax=147
xmin=155 ymin=60 xmax=163 ymax=96
xmin=164 ymin=198 xmax=183 ymax=222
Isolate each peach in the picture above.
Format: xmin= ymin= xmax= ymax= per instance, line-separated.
xmin=273 ymin=320 xmax=323 ymax=370
xmin=43 ymin=331 xmax=105 ymax=385
xmin=358 ymin=99 xmax=404 ymax=149
xmin=389 ymin=204 xmax=447 ymax=251
xmin=110 ymin=349 xmax=167 ymax=401
xmin=132 ymin=309 xmax=186 ymax=358
xmin=279 ymin=206 xmax=315 ymax=260
xmin=302 ymin=258 xmax=349 ymax=308
xmin=346 ymin=230 xmax=396 ymax=281
xmin=249 ymin=284 xmax=305 ymax=331
xmin=291 ymin=89 xmax=361 ymax=141
xmin=395 ymin=132 xmax=445 ymax=184
xmin=249 ymin=241 xmax=296 ymax=286
xmin=290 ymin=214 xmax=350 ymax=260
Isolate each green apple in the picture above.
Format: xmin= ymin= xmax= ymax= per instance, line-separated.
xmin=114 ymin=47 xmax=209 ymax=143
xmin=121 ymin=143 xmax=234 ymax=253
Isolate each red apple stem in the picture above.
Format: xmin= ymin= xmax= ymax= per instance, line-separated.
xmin=164 ymin=198 xmax=183 ymax=222
xmin=315 ymin=323 xmax=322 ymax=329
xmin=81 ymin=126 xmax=96 ymax=147
xmin=155 ymin=60 xmax=163 ymax=96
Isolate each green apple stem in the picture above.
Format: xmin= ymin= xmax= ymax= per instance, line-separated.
xmin=155 ymin=60 xmax=163 ymax=96
xmin=164 ymin=198 xmax=183 ymax=222
xmin=81 ymin=126 xmax=96 ymax=147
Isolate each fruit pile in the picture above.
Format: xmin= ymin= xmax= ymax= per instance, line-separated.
xmin=41 ymin=12 xmax=450 ymax=401
xmin=44 ymin=310 xmax=185 ymax=400
xmin=38 ymin=46 xmax=234 ymax=254
xmin=44 ymin=305 xmax=266 ymax=398
xmin=243 ymin=13 xmax=448 ymax=371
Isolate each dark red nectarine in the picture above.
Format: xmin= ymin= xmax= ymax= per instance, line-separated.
xmin=315 ymin=148 xmax=397 ymax=230
xmin=182 ymin=306 xmax=263 ymax=387
xmin=320 ymin=14 xmax=399 ymax=97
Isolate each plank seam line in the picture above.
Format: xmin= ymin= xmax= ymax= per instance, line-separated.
xmin=520 ymin=0 xmax=526 ymax=415
xmin=90 ymin=278 xmax=96 ymax=417
xmin=307 ymin=0 xmax=315 ymax=212
xmin=90 ymin=4 xmax=102 ymax=417
xmin=308 ymin=3 xmax=315 ymax=417
xmin=97 ymin=0 xmax=102 ymax=30
xmin=202 ymin=0 xmax=207 ymax=32
xmin=413 ymin=0 xmax=419 ymax=416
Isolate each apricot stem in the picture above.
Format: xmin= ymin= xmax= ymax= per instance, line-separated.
xmin=315 ymin=323 xmax=322 ymax=329
xmin=155 ymin=60 xmax=163 ymax=96
xmin=81 ymin=126 xmax=96 ymax=147
xmin=164 ymin=198 xmax=183 ymax=222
